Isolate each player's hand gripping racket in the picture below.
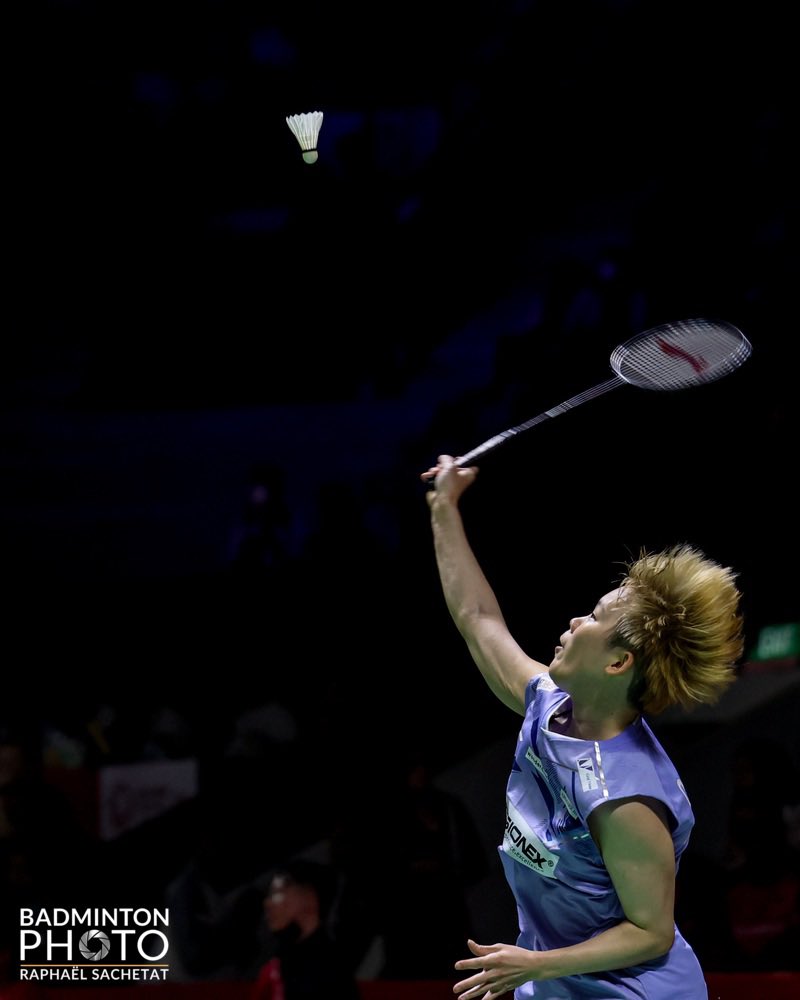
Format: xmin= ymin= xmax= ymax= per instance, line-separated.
xmin=428 ymin=318 xmax=752 ymax=479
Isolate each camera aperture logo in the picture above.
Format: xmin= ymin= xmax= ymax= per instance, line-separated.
xmin=19 ymin=907 xmax=170 ymax=982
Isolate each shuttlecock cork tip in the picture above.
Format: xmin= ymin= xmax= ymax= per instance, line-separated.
xmin=286 ymin=110 xmax=323 ymax=165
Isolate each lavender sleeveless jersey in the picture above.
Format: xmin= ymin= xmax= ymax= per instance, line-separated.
xmin=499 ymin=673 xmax=707 ymax=999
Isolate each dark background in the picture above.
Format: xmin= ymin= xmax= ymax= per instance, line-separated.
xmin=3 ymin=0 xmax=799 ymax=984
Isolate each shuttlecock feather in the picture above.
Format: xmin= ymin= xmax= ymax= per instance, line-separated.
xmin=286 ymin=111 xmax=323 ymax=164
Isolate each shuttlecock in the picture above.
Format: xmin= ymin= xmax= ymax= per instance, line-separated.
xmin=286 ymin=111 xmax=323 ymax=164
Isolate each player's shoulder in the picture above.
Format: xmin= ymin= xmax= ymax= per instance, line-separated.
xmin=525 ymin=671 xmax=562 ymax=709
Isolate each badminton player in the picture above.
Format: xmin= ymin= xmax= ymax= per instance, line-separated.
xmin=420 ymin=455 xmax=744 ymax=1000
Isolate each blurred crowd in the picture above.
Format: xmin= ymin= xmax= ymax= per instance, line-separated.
xmin=2 ymin=698 xmax=799 ymax=989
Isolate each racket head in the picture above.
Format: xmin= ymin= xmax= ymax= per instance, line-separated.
xmin=610 ymin=318 xmax=752 ymax=391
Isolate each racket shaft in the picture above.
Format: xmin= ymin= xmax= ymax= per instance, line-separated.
xmin=454 ymin=376 xmax=623 ymax=467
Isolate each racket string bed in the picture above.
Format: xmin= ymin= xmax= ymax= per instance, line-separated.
xmin=612 ymin=319 xmax=751 ymax=390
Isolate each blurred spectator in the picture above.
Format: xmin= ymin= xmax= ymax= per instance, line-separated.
xmin=141 ymin=703 xmax=196 ymax=760
xmin=164 ymin=816 xmax=266 ymax=982
xmin=226 ymin=701 xmax=299 ymax=759
xmin=227 ymin=462 xmax=295 ymax=588
xmin=672 ymin=848 xmax=738 ymax=973
xmin=165 ymin=703 xmax=322 ymax=984
xmin=372 ymin=748 xmax=488 ymax=980
xmin=0 ymin=722 xmax=103 ymax=982
xmin=251 ymin=859 xmax=360 ymax=1000
xmin=720 ymin=738 xmax=800 ymax=969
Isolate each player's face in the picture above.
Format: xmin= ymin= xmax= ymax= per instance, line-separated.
xmin=548 ymin=588 xmax=626 ymax=692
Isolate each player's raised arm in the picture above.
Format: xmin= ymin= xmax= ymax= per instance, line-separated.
xmin=421 ymin=455 xmax=548 ymax=715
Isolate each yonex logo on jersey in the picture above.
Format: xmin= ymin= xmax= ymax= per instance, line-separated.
xmin=503 ymin=799 xmax=559 ymax=878
xmin=577 ymin=756 xmax=599 ymax=791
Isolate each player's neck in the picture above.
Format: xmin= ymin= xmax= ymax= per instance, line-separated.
xmin=554 ymin=699 xmax=638 ymax=741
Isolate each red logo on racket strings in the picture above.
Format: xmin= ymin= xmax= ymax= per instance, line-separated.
xmin=655 ymin=337 xmax=709 ymax=374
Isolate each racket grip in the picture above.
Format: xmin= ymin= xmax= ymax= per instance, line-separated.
xmin=455 ymin=428 xmax=522 ymax=467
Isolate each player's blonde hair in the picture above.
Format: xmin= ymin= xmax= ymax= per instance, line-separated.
xmin=611 ymin=544 xmax=744 ymax=716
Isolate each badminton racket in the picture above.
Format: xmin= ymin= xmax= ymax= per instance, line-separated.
xmin=451 ymin=317 xmax=752 ymax=468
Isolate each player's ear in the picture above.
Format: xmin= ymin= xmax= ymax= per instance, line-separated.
xmin=606 ymin=649 xmax=635 ymax=676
